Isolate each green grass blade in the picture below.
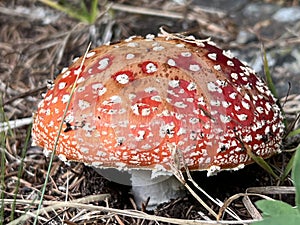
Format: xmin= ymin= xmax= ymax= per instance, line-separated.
xmin=287 ymin=128 xmax=300 ymax=138
xmin=261 ymin=46 xmax=288 ymax=129
xmin=0 ymin=94 xmax=12 ymax=225
xmin=39 ymin=0 xmax=98 ymax=24
xmin=10 ymin=124 xmax=32 ymax=221
xmin=262 ymin=48 xmax=278 ymax=99
xmin=280 ymin=151 xmax=295 ymax=182
xmin=246 ymin=145 xmax=279 ymax=179
xmin=292 ymin=145 xmax=300 ymax=211
xmin=33 ymin=43 xmax=92 ymax=225
xmin=89 ymin=0 xmax=99 ymax=24
xmin=0 ymin=97 xmax=6 ymax=225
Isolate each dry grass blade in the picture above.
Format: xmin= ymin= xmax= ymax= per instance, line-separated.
xmin=168 ymin=143 xmax=218 ymax=219
xmin=168 ymin=144 xmax=241 ymax=221
xmin=110 ymin=2 xmax=226 ymax=18
xmin=217 ymin=193 xmax=273 ymax=220
xmin=33 ymin=42 xmax=92 ymax=225
xmin=171 ymin=165 xmax=218 ymax=219
xmin=8 ymin=200 xmax=257 ymax=225
xmin=184 ymin=169 xmax=241 ymax=221
xmin=281 ymin=94 xmax=300 ymax=114
xmin=110 ymin=3 xmax=184 ymax=19
xmin=0 ymin=117 xmax=33 ymax=132
xmin=246 ymin=186 xmax=296 ymax=195
xmin=110 ymin=3 xmax=233 ymax=40
xmin=242 ymin=195 xmax=262 ymax=220
xmin=6 ymin=194 xmax=110 ymax=225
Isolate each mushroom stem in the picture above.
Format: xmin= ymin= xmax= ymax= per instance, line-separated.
xmin=94 ymin=167 xmax=185 ymax=209
xmin=130 ymin=170 xmax=185 ymax=209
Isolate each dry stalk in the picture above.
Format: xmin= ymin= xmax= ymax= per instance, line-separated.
xmin=168 ymin=143 xmax=243 ymax=221
xmin=246 ymin=186 xmax=296 ymax=195
xmin=168 ymin=143 xmax=218 ymax=219
xmin=217 ymin=193 xmax=273 ymax=220
xmin=242 ymin=195 xmax=262 ymax=220
xmin=7 ymin=199 xmax=257 ymax=225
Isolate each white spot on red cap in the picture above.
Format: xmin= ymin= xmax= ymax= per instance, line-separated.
xmin=151 ymin=95 xmax=162 ymax=102
xmin=98 ymin=87 xmax=107 ymax=96
xmin=72 ymin=57 xmax=79 ymax=63
xmin=229 ymin=92 xmax=237 ymax=99
xmin=58 ymin=154 xmax=68 ymax=162
xmin=98 ymin=58 xmax=110 ymax=70
xmin=44 ymin=94 xmax=53 ymax=102
xmin=234 ymin=105 xmax=241 ymax=111
xmin=116 ymin=73 xmax=130 ymax=84
xmin=86 ymin=51 xmax=96 ymax=58
xmin=244 ymin=134 xmax=253 ymax=143
xmin=140 ymin=61 xmax=158 ymax=74
xmin=91 ymin=83 xmax=103 ymax=90
xmin=208 ymin=53 xmax=217 ymax=61
xmin=231 ymin=73 xmax=238 ymax=80
xmin=220 ymin=114 xmax=231 ymax=123
xmin=207 ymin=82 xmax=222 ymax=93
xmin=61 ymin=67 xmax=68 ymax=74
xmin=78 ymin=100 xmax=91 ymax=110
xmin=144 ymin=87 xmax=156 ymax=93
xmin=256 ymin=85 xmax=265 ymax=94
xmin=189 ymin=64 xmax=200 ymax=71
xmin=210 ymin=99 xmax=221 ymax=106
xmin=131 ymin=104 xmax=140 ymax=115
xmin=61 ymin=94 xmax=70 ymax=103
xmin=241 ymin=101 xmax=250 ymax=109
xmin=213 ymin=65 xmax=221 ymax=71
xmin=222 ymin=101 xmax=231 ymax=108
xmin=207 ymin=165 xmax=221 ymax=176
xmin=58 ymin=82 xmax=66 ymax=90
xmin=126 ymin=53 xmax=135 ymax=59
xmin=153 ymin=45 xmax=165 ymax=51
xmin=187 ymin=82 xmax=196 ymax=91
xmin=174 ymin=101 xmax=187 ymax=108
xmin=181 ymin=52 xmax=192 ymax=57
xmin=189 ymin=117 xmax=199 ymax=124
xmin=125 ymin=36 xmax=136 ymax=42
xmin=51 ymin=97 xmax=58 ymax=104
xmin=141 ymin=108 xmax=151 ymax=116
xmin=265 ymin=126 xmax=270 ymax=134
xmin=236 ymin=114 xmax=248 ymax=121
xmin=227 ymin=60 xmax=234 ymax=66
xmin=135 ymin=130 xmax=145 ymax=141
xmin=127 ymin=42 xmax=139 ymax=47
xmin=169 ymin=80 xmax=180 ymax=88
xmin=177 ymin=127 xmax=187 ymax=135
xmin=146 ymin=63 xmax=157 ymax=73
xmin=222 ymin=50 xmax=234 ymax=58
xmin=76 ymin=77 xmax=85 ymax=84
xmin=176 ymin=43 xmax=185 ymax=48
xmin=145 ymin=34 xmax=155 ymax=40
xmin=167 ymin=58 xmax=176 ymax=67
xmin=74 ymin=68 xmax=82 ymax=76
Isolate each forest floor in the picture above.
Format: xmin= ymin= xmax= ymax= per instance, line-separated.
xmin=1 ymin=0 xmax=300 ymax=224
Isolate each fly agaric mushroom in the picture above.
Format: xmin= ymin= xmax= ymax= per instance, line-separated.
xmin=32 ymin=30 xmax=284 ymax=208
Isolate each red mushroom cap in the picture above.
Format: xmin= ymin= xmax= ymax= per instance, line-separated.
xmin=32 ymin=32 xmax=284 ymax=175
